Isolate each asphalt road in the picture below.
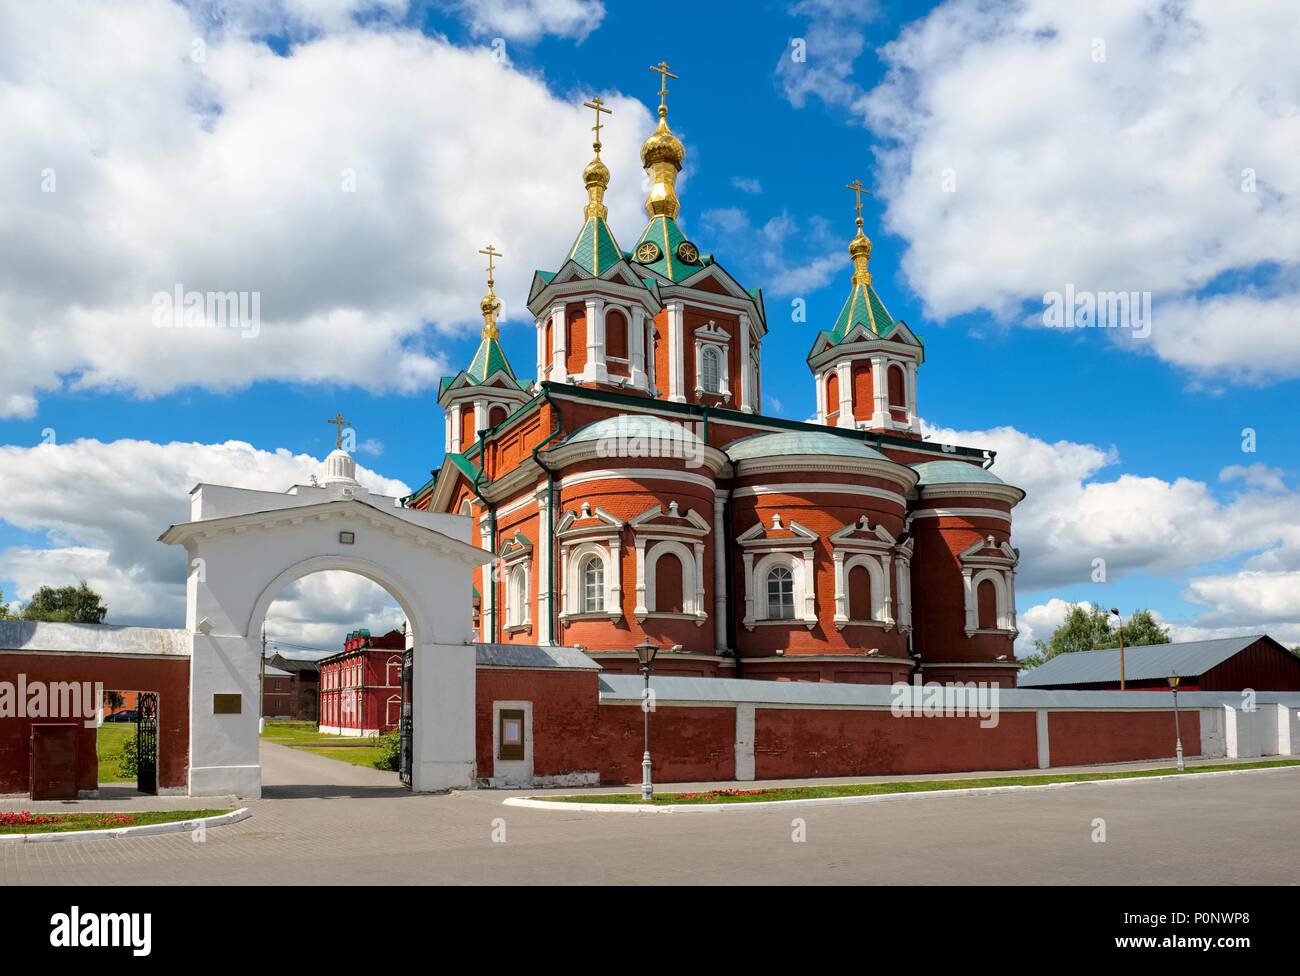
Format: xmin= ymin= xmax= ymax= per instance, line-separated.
xmin=3 ymin=742 xmax=1296 ymax=885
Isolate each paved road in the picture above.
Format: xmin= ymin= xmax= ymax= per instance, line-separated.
xmin=3 ymin=743 xmax=1297 ymax=885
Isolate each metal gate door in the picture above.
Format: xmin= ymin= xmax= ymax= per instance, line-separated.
xmin=397 ymin=649 xmax=413 ymax=789
xmin=136 ymin=692 xmax=159 ymax=794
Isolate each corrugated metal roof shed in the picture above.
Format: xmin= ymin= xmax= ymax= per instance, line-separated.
xmin=1016 ymin=635 xmax=1264 ymax=687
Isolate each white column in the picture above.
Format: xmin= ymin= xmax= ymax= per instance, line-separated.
xmin=832 ymin=550 xmax=847 ymax=627
xmin=815 ymin=370 xmax=827 ymax=424
xmin=1035 ymin=710 xmax=1050 ymax=769
xmin=445 ymin=410 xmax=455 ymax=454
xmin=535 ymin=316 xmax=545 ymax=383
xmin=962 ymin=568 xmax=976 ymax=636
xmin=630 ymin=306 xmax=647 ymax=389
xmin=633 ymin=538 xmax=648 ymax=619
xmin=479 ymin=512 xmax=494 ymax=642
xmin=473 ymin=398 xmax=486 ymax=440
xmin=535 ymin=487 xmax=553 ymax=644
xmin=550 ymin=303 xmax=567 ymax=381
xmin=189 ymin=633 xmax=262 ymax=797
xmin=646 ymin=315 xmax=658 ymax=396
xmin=738 ymin=313 xmax=753 ymax=412
xmin=881 ymin=553 xmax=894 ymax=625
xmin=905 ymin=361 xmax=919 ymax=429
xmin=871 ymin=355 xmax=888 ymax=427
xmin=836 ymin=360 xmax=853 ymax=428
xmin=667 ymin=302 xmax=685 ymax=402
xmin=583 ymin=297 xmax=607 ymax=383
xmin=410 ymin=641 xmax=476 ymax=792
xmin=450 ymin=404 xmax=462 ymax=453
xmin=742 ymin=552 xmax=755 ymax=625
xmin=713 ymin=496 xmax=728 ymax=651
xmin=693 ymin=539 xmax=706 ymax=624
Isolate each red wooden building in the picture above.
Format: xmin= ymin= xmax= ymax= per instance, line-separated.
xmin=318 ymin=629 xmax=407 ymax=736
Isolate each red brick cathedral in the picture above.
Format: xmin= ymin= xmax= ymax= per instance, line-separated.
xmin=407 ymin=73 xmax=1026 ymax=687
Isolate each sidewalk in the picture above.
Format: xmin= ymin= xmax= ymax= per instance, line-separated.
xmin=506 ymin=754 xmax=1288 ymax=797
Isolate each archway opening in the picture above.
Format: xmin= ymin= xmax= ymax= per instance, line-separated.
xmin=256 ymin=569 xmax=414 ymax=798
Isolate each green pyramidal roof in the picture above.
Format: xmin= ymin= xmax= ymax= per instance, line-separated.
xmin=465 ymin=333 xmax=519 ymax=386
xmin=568 ymin=215 xmax=623 ymax=276
xmin=831 ymin=280 xmax=897 ymax=342
xmin=630 ymin=215 xmax=709 ymax=282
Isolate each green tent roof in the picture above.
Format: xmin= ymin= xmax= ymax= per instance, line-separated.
xmin=831 ymin=280 xmax=897 ymax=342
xmin=630 ymin=215 xmax=709 ymax=282
xmin=465 ymin=333 xmax=517 ymax=386
xmin=567 ymin=215 xmax=623 ymax=276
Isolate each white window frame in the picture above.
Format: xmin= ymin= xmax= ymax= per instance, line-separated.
xmin=958 ymin=537 xmax=1019 ymax=637
xmin=630 ymin=503 xmax=710 ymax=626
xmin=738 ymin=515 xmax=819 ymax=631
xmin=692 ymin=321 xmax=731 ymax=402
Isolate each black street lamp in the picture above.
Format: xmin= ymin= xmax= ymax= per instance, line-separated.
xmin=634 ymin=640 xmax=661 ymax=802
xmin=1167 ymin=672 xmax=1186 ymax=772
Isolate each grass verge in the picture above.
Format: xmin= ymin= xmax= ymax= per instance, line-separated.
xmin=96 ymin=722 xmax=135 ymax=783
xmin=261 ymin=720 xmax=386 ymax=768
xmin=0 ymin=809 xmax=228 ymax=835
xmin=538 ymin=759 xmax=1300 ymax=805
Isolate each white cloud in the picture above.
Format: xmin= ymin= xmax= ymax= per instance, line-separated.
xmin=777 ymin=0 xmax=880 ymax=112
xmin=786 ymin=0 xmax=1300 ymax=382
xmin=700 ymin=207 xmax=844 ymax=299
xmin=264 ymin=571 xmax=406 ymax=651
xmin=0 ymin=439 xmax=408 ymax=633
xmin=0 ymin=0 xmax=651 ymax=417
xmin=447 ymin=0 xmax=606 ymax=42
xmin=731 ymin=177 xmax=763 ymax=195
xmin=1220 ymin=463 xmax=1287 ymax=494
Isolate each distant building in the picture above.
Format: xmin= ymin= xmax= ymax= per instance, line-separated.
xmin=264 ymin=648 xmax=327 ymax=721
xmin=1017 ymin=635 xmax=1300 ymax=691
xmin=318 ymin=629 xmax=407 ymax=736
xmin=260 ymin=664 xmax=295 ymax=718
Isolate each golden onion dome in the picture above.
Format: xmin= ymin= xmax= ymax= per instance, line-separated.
xmin=583 ymin=155 xmax=610 ymax=188
xmin=640 ymin=113 xmax=685 ymax=169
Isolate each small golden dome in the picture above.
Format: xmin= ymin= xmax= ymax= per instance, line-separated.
xmin=640 ymin=114 xmax=685 ymax=169
xmin=849 ymin=228 xmax=872 ymax=286
xmin=583 ymin=156 xmax=610 ymax=188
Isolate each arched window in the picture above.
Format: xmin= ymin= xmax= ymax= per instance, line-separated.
xmin=506 ymin=564 xmax=529 ymax=627
xmin=977 ymin=578 xmax=999 ymax=630
xmin=766 ymin=566 xmax=795 ymax=620
xmin=489 ymin=404 xmax=508 ymax=427
xmin=848 ymin=564 xmax=873 ymax=620
xmin=825 ymin=370 xmax=840 ymax=417
xmin=386 ymin=654 xmax=402 ymax=686
xmin=654 ymin=551 xmax=684 ymax=613
xmin=701 ymin=346 xmax=721 ymax=393
xmin=606 ymin=309 xmax=628 ymax=359
xmin=888 ymin=363 xmax=906 ymax=407
xmin=852 ymin=362 xmax=872 ymax=418
xmin=581 ymin=555 xmax=604 ymax=613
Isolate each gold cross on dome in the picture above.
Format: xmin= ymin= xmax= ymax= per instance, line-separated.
xmin=479 ymin=243 xmax=502 ymax=291
xmin=327 ymin=413 xmax=351 ymax=449
xmin=649 ymin=61 xmax=679 ymax=113
xmin=583 ymin=96 xmax=612 ymax=153
xmin=845 ymin=179 xmax=870 ymax=227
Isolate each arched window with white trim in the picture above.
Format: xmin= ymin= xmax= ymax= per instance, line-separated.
xmin=766 ymin=565 xmax=795 ymax=620
xmin=580 ymin=555 xmax=604 ymax=613
xmin=505 ymin=563 xmax=530 ymax=628
xmin=701 ymin=345 xmax=721 ymax=393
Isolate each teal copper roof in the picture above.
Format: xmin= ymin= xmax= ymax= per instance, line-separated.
xmin=630 ymin=215 xmax=709 ymax=282
xmin=831 ymin=279 xmax=897 ymax=341
xmin=724 ymin=430 xmax=888 ymax=462
xmin=567 ymin=215 xmax=623 ymax=276
xmin=566 ymin=414 xmax=703 ymax=448
xmin=910 ymin=460 xmax=1005 ymax=485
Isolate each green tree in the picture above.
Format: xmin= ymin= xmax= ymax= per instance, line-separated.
xmin=1023 ymin=603 xmax=1170 ymax=670
xmin=21 ymin=581 xmax=108 ymax=624
xmin=0 ymin=587 xmax=13 ymax=619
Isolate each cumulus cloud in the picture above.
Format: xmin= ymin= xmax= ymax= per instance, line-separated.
xmin=700 ymin=207 xmax=845 ymax=299
xmin=783 ymin=0 xmax=1300 ymax=382
xmin=445 ymin=0 xmax=606 ymax=42
xmin=1220 ymin=463 xmax=1288 ymax=494
xmin=0 ymin=439 xmax=408 ymax=637
xmin=264 ymin=572 xmax=406 ymax=651
xmin=0 ymin=0 xmax=651 ymax=417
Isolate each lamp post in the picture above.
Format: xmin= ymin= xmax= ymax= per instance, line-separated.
xmin=1110 ymin=607 xmax=1126 ymax=690
xmin=1167 ymin=673 xmax=1185 ymax=772
xmin=634 ymin=640 xmax=661 ymax=802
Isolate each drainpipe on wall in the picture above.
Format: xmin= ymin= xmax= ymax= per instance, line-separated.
xmin=530 ymin=384 xmax=566 ymax=646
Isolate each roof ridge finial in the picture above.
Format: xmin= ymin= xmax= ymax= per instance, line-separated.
xmin=478 ymin=243 xmax=502 ymax=340
xmin=581 ymin=96 xmax=613 ymax=220
xmin=845 ymin=178 xmax=872 ymax=286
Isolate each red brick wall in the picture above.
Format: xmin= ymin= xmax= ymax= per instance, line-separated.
xmin=1048 ymin=709 xmax=1200 ymax=767
xmin=0 ymin=653 xmax=189 ymax=794
xmin=592 ymin=704 xmax=736 ymax=784
xmin=755 ymin=707 xmax=1037 ymax=779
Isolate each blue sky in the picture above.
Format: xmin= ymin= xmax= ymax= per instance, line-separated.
xmin=1 ymin=0 xmax=1297 ymax=651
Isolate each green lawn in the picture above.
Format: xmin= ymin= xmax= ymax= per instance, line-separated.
xmin=96 ymin=722 xmax=136 ymax=783
xmin=260 ymin=720 xmax=387 ymax=769
xmin=0 ymin=809 xmax=228 ymax=835
xmin=540 ymin=759 xmax=1300 ymax=805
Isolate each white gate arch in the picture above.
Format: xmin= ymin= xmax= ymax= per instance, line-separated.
xmin=160 ymin=448 xmax=490 ymax=798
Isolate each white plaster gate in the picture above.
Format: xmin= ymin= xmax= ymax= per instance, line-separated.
xmin=160 ymin=446 xmax=490 ymax=797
